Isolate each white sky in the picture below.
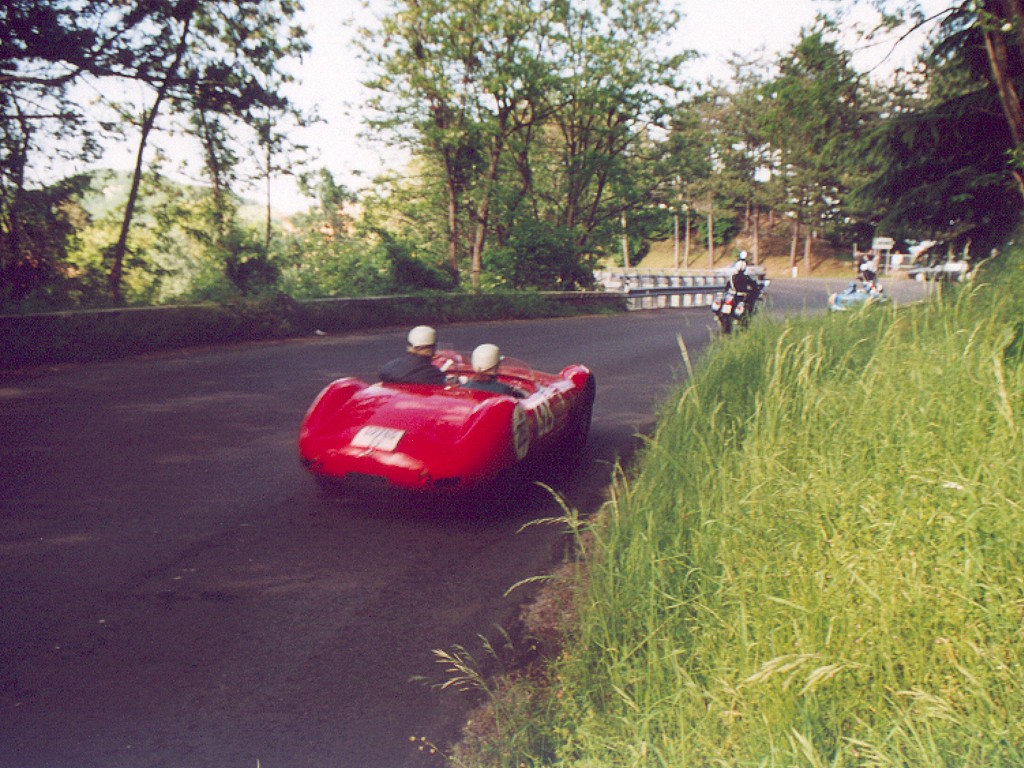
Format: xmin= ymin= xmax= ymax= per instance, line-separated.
xmin=284 ymin=0 xmax=833 ymax=211
xmin=87 ymin=0 xmax=943 ymax=213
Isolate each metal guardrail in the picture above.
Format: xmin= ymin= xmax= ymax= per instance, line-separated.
xmin=595 ymin=270 xmax=728 ymax=310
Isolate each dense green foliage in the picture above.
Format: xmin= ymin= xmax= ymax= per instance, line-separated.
xmin=360 ymin=0 xmax=689 ymax=287
xmin=861 ymin=2 xmax=1024 ymax=255
xmin=5 ymin=2 xmax=1024 ymax=318
xmin=453 ymin=244 xmax=1024 ymax=766
xmin=0 ymin=169 xmax=459 ymax=312
xmin=1 ymin=0 xmax=311 ymax=306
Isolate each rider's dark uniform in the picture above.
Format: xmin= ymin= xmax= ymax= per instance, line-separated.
xmin=729 ymin=270 xmax=761 ymax=310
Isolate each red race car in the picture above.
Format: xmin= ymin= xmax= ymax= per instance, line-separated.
xmin=298 ymin=350 xmax=595 ymax=494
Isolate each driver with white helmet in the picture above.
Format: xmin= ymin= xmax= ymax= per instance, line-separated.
xmin=378 ymin=325 xmax=445 ymax=384
xmin=461 ymin=343 xmax=523 ymax=397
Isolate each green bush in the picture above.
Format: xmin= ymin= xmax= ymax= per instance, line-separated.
xmin=485 ymin=221 xmax=596 ymax=291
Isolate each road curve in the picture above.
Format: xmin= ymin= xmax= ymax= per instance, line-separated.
xmin=0 ymin=278 xmax=926 ymax=768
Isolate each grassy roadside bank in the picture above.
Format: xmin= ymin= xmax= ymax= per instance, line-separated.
xmin=451 ymin=247 xmax=1024 ymax=765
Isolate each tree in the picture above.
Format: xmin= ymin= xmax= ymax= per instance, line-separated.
xmin=957 ymin=0 xmax=1024 ymax=194
xmin=715 ymin=56 xmax=781 ymax=265
xmin=856 ymin=5 xmax=1022 ymax=251
xmin=362 ymin=0 xmax=485 ymax=280
xmin=106 ymin=0 xmax=198 ymax=305
xmin=657 ymin=92 xmax=716 ymax=269
xmin=297 ymin=169 xmax=358 ymax=239
xmin=541 ymin=0 xmax=689 ymax=253
xmin=0 ymin=175 xmax=89 ymax=306
xmin=1 ymin=0 xmax=311 ymax=305
xmin=104 ymin=0 xmax=311 ymax=303
xmin=362 ymin=0 xmax=689 ymax=288
xmin=861 ymin=0 xmax=1024 ymax=201
xmin=0 ymin=0 xmax=175 ymax=304
xmin=486 ymin=218 xmax=593 ymax=289
xmin=758 ymin=24 xmax=877 ymax=268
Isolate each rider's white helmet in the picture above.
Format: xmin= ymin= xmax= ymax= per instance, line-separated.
xmin=738 ymin=251 xmax=748 ymax=261
xmin=407 ymin=325 xmax=436 ymax=348
xmin=471 ymin=343 xmax=501 ymax=373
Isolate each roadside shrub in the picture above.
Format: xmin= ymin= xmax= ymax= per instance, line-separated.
xmin=486 ymin=221 xmax=595 ymax=291
xmin=384 ymin=238 xmax=457 ymax=292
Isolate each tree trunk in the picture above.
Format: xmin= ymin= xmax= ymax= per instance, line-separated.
xmin=195 ymin=110 xmax=230 ymax=245
xmin=0 ymin=111 xmax=30 ymax=290
xmin=446 ymin=175 xmax=460 ymax=277
xmin=264 ymin=140 xmax=272 ymax=253
xmin=470 ymin=114 xmax=507 ymax=290
xmin=752 ymin=203 xmax=760 ymax=265
xmin=789 ymin=216 xmax=799 ymax=274
xmin=804 ymin=227 xmax=813 ymax=273
xmin=673 ymin=211 xmax=680 ymax=270
xmin=683 ymin=201 xmax=691 ymax=270
xmin=983 ymin=12 xmax=1024 ymax=198
xmin=707 ymin=192 xmax=714 ymax=269
xmin=621 ymin=212 xmax=630 ymax=269
xmin=108 ymin=12 xmax=193 ymax=304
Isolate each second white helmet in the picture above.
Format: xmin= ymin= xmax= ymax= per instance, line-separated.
xmin=471 ymin=343 xmax=502 ymax=373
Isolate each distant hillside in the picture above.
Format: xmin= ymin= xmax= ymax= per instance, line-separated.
xmin=640 ymin=225 xmax=854 ymax=278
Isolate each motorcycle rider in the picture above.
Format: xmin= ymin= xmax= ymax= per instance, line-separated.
xmin=858 ymin=250 xmax=881 ymax=293
xmin=728 ymin=252 xmax=762 ymax=313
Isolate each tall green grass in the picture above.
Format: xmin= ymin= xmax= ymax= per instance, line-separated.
xmin=513 ymin=254 xmax=1024 ymax=766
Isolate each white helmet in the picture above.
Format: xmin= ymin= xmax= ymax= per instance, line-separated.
xmin=407 ymin=325 xmax=436 ymax=348
xmin=738 ymin=251 xmax=748 ymax=261
xmin=471 ymin=343 xmax=501 ymax=373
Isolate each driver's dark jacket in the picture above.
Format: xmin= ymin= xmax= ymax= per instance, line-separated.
xmin=462 ymin=377 xmax=521 ymax=397
xmin=379 ymin=353 xmax=444 ymax=384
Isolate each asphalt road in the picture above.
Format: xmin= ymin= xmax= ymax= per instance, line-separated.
xmin=0 ymin=278 xmax=926 ymax=768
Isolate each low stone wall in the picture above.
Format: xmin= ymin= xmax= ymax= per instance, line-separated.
xmin=0 ymin=291 xmax=626 ymax=369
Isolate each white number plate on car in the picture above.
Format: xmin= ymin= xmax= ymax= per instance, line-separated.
xmin=351 ymin=426 xmax=405 ymax=451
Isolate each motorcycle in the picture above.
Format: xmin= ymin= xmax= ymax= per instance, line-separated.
xmin=711 ymin=279 xmax=769 ymax=334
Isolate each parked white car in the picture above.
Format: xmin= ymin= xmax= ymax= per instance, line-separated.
xmin=907 ymin=260 xmax=970 ymax=282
